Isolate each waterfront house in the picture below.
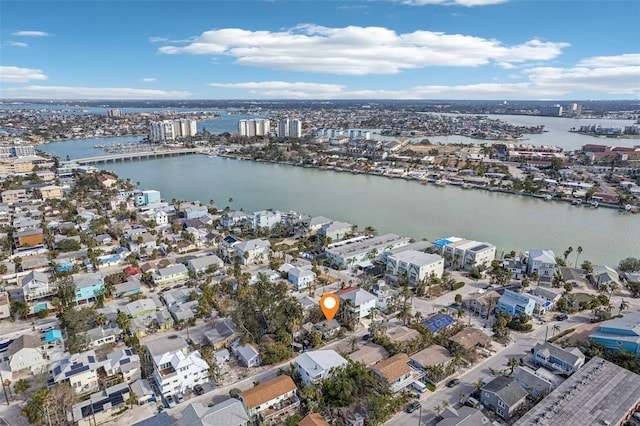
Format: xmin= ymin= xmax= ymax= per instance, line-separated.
xmin=238 ymin=375 xmax=299 ymax=424
xmin=294 ymin=350 xmax=348 ymax=385
xmin=532 ymin=342 xmax=585 ymax=376
xmin=318 ymin=220 xmax=353 ymax=242
xmin=152 ymin=263 xmax=189 ymax=288
xmin=432 ymin=236 xmax=496 ymax=270
xmin=145 ymin=335 xmax=209 ymax=399
xmin=325 ymin=233 xmax=410 ymax=270
xmin=589 ymin=312 xmax=640 ymax=357
xmin=177 ymin=399 xmax=250 ymax=426
xmin=304 ymin=216 xmax=332 ymax=235
xmin=386 ymin=250 xmax=444 ymax=285
xmin=591 ymin=265 xmax=621 ymax=291
xmin=49 ymin=350 xmax=101 ymax=394
xmin=74 ymin=273 xmax=105 ymax=305
xmin=526 ymin=250 xmax=556 ymax=282
xmin=220 ymin=210 xmax=247 ymax=230
xmin=336 ymin=286 xmax=377 ymax=321
xmin=496 ymin=289 xmax=536 ymax=317
xmin=480 ymin=376 xmax=528 ymax=420
xmin=248 ymin=209 xmax=282 ymax=230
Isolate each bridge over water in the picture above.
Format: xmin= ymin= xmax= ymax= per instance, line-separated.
xmin=71 ymin=148 xmax=205 ymax=165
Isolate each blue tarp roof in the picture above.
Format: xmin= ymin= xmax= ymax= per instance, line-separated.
xmin=423 ymin=313 xmax=456 ymax=332
xmin=432 ymin=239 xmax=452 ymax=247
xmin=45 ymin=329 xmax=63 ymax=343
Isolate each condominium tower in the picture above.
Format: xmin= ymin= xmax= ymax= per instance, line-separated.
xmin=238 ymin=119 xmax=271 ymax=137
xmin=277 ymin=119 xmax=302 ymax=138
xmin=148 ymin=119 xmax=197 ymax=142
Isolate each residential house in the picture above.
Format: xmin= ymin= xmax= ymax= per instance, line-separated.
xmin=39 ymin=185 xmax=63 ymax=200
xmin=145 ymin=335 xmax=209 ymax=398
xmin=6 ymin=335 xmax=46 ymax=374
xmin=410 ymin=345 xmax=454 ymax=371
xmin=530 ymin=287 xmax=562 ymax=306
xmin=102 ymin=348 xmax=141 ymax=383
xmin=97 ymin=174 xmax=118 ymax=187
xmin=248 ymin=209 xmax=282 ymax=230
xmin=0 ymin=292 xmax=9 ymax=320
xmin=13 ymin=229 xmax=45 ymax=252
xmin=386 ymin=325 xmax=420 ymax=347
xmin=336 ymin=286 xmax=377 ymax=321
xmin=371 ymin=353 xmax=421 ymax=393
xmin=495 ymin=289 xmax=536 ymax=317
xmin=188 ymin=254 xmax=224 ymax=278
xmin=233 ymin=343 xmax=261 ymax=368
xmin=155 ymin=210 xmax=168 ymax=225
xmin=591 ymin=265 xmax=621 ymax=291
xmin=49 ymin=350 xmax=101 ymax=394
xmin=325 ymin=234 xmax=410 ymax=270
xmin=21 ymin=270 xmax=55 ymax=302
xmin=128 ymin=232 xmax=157 ymax=256
xmin=422 ymin=313 xmax=456 ymax=333
xmin=205 ymin=319 xmax=239 ymax=349
xmin=238 ymin=375 xmax=299 ymax=424
xmin=532 ymin=342 xmax=585 ymax=376
xmin=74 ymin=273 xmax=105 ymax=305
xmin=304 ymin=216 xmax=332 ymax=235
xmin=235 ymin=239 xmax=270 ymax=265
xmin=480 ymin=376 xmax=528 ymax=420
xmin=589 ymin=312 xmax=640 ymax=357
xmin=294 ymin=350 xmax=348 ymax=385
xmin=125 ymin=298 xmax=161 ymax=318
xmin=449 ymin=328 xmax=492 ymax=354
xmin=318 ymin=220 xmax=353 ymax=242
xmin=129 ymin=379 xmax=155 ymax=405
xmin=183 ymin=205 xmax=208 ymax=220
xmin=513 ymin=365 xmax=559 ymax=397
xmin=114 ymin=275 xmax=142 ymax=298
xmin=220 ymin=210 xmax=247 ymax=230
xmin=432 ymin=236 xmax=496 ymax=270
xmin=153 ymin=263 xmax=189 ymax=288
xmin=69 ymin=383 xmax=131 ymax=426
xmin=288 ymin=266 xmax=315 ymax=290
xmin=84 ymin=325 xmax=121 ymax=349
xmin=177 ymin=399 xmax=250 ymax=426
xmin=386 ymin=250 xmax=444 ymax=285
xmin=370 ymin=280 xmax=392 ymax=313
xmin=1 ymin=189 xmax=28 ymax=204
xmin=526 ymin=250 xmax=557 ymax=282
xmin=300 ymin=413 xmax=331 ymax=426
xmin=435 ymin=406 xmax=489 ymax=426
xmin=465 ymin=290 xmax=500 ymax=318
xmin=348 ymin=344 xmax=388 ymax=367
xmin=312 ymin=319 xmax=342 ymax=339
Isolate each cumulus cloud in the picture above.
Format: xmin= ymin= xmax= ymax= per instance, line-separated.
xmin=401 ymin=0 xmax=508 ymax=6
xmin=0 ymin=85 xmax=190 ymax=100
xmin=207 ymin=53 xmax=640 ymax=99
xmin=142 ymin=77 xmax=157 ymax=82
xmin=159 ymin=25 xmax=568 ymax=75
xmin=7 ymin=42 xmax=29 ymax=48
xmin=12 ymin=31 xmax=50 ymax=37
xmin=577 ymin=53 xmax=640 ymax=68
xmin=0 ymin=66 xmax=48 ymax=83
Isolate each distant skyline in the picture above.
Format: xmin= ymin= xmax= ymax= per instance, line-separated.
xmin=1 ymin=0 xmax=639 ymax=100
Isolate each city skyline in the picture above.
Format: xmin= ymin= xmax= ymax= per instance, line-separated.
xmin=1 ymin=0 xmax=639 ymax=101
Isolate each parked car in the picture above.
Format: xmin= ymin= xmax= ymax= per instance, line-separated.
xmin=556 ymin=314 xmax=568 ymax=321
xmin=362 ymin=333 xmax=371 ymax=341
xmin=406 ymin=402 xmax=421 ymax=413
xmin=446 ymin=379 xmax=460 ymax=388
xmin=194 ymin=385 xmax=204 ymax=395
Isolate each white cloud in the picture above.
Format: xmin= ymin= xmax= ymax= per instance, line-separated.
xmin=149 ymin=36 xmax=168 ymax=43
xmin=142 ymin=77 xmax=157 ymax=82
xmin=401 ymin=0 xmax=508 ymax=6
xmin=7 ymin=42 xmax=29 ymax=48
xmin=159 ymin=25 xmax=568 ymax=75
xmin=206 ymin=53 xmax=640 ymax=100
xmin=12 ymin=31 xmax=50 ymax=37
xmin=0 ymin=66 xmax=48 ymax=83
xmin=0 ymin=86 xmax=190 ymax=100
xmin=577 ymin=53 xmax=640 ymax=68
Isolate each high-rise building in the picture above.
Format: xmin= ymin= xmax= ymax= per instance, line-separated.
xmin=277 ymin=118 xmax=302 ymax=138
xmin=107 ymin=109 xmax=122 ymax=118
xmin=148 ymin=119 xmax=197 ymax=142
xmin=238 ymin=119 xmax=270 ymax=137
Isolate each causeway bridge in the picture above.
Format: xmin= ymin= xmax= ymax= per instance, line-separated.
xmin=71 ymin=148 xmax=205 ymax=165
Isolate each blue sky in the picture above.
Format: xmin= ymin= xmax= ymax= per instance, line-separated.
xmin=1 ymin=0 xmax=639 ymax=100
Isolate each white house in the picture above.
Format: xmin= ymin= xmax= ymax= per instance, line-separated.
xmin=102 ymin=348 xmax=141 ymax=383
xmin=145 ymin=335 xmax=209 ymax=398
xmin=188 ymin=254 xmax=224 ymax=277
xmin=248 ymin=210 xmax=282 ymax=230
xmin=386 ymin=250 xmax=444 ymax=285
xmin=233 ymin=344 xmax=261 ymax=368
xmin=527 ymin=249 xmax=557 ymax=282
xmin=325 ymin=234 xmax=411 ymax=270
xmin=235 ymin=239 xmax=270 ymax=265
xmin=336 ymin=286 xmax=377 ymax=320
xmin=294 ymin=350 xmax=348 ymax=385
xmin=6 ymin=335 xmax=46 ymax=374
xmin=288 ymin=266 xmax=315 ymax=290
xmin=318 ymin=220 xmax=353 ymax=242
xmin=435 ymin=237 xmax=496 ymax=270
xmin=154 ymin=210 xmax=168 ymax=226
xmin=49 ymin=350 xmax=101 ymax=394
xmin=21 ymin=270 xmax=55 ymax=301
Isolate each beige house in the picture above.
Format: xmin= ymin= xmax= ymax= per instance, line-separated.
xmin=39 ymin=185 xmax=63 ymax=200
xmin=371 ymin=353 xmax=420 ymax=393
xmin=239 ymin=375 xmax=299 ymax=424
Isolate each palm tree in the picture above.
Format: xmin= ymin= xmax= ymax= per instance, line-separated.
xmin=552 ymin=324 xmax=561 ymax=338
xmin=575 ymin=246 xmax=583 ymax=268
xmin=618 ymin=299 xmax=630 ymax=315
xmin=349 ymin=336 xmax=358 ymax=352
xmin=507 ymin=357 xmax=520 ymax=375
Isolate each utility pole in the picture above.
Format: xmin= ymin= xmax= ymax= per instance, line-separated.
xmin=0 ymin=371 xmax=9 ymax=405
xmin=418 ymin=404 xmax=422 ymax=426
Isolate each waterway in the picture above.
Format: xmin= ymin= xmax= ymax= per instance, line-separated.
xmin=35 ymin=114 xmax=640 ymax=267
